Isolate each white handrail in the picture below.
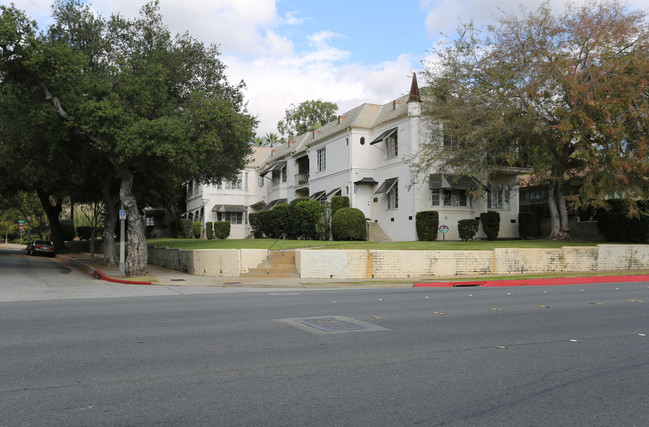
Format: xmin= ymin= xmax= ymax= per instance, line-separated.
xmin=266 ymin=234 xmax=285 ymax=274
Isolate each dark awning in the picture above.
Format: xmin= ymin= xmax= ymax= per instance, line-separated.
xmin=310 ymin=190 xmax=326 ymax=200
xmin=370 ymin=127 xmax=398 ymax=145
xmin=259 ymin=161 xmax=286 ymax=177
xmin=264 ymin=198 xmax=287 ymax=210
xmin=354 ymin=177 xmax=378 ymax=185
xmin=212 ymin=204 xmax=246 ymax=212
xmin=429 ymin=174 xmax=479 ymax=190
xmin=326 ymin=187 xmax=341 ymax=197
xmin=249 ymin=200 xmax=266 ymax=209
xmin=374 ymin=177 xmax=398 ymax=194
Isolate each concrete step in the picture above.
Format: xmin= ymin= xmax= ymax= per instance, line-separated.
xmin=241 ymin=251 xmax=299 ymax=278
xmin=368 ymin=222 xmax=392 ymax=242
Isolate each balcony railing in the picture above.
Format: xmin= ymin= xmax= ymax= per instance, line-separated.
xmin=295 ymin=172 xmax=309 ymax=188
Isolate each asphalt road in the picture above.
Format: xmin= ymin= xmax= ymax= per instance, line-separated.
xmin=1 ymin=254 xmax=648 ymax=426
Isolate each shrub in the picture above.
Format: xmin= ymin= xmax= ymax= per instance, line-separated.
xmin=205 ymin=221 xmax=214 ymax=239
xmin=179 ymin=218 xmax=193 ymax=238
xmin=416 ymin=211 xmax=439 ymax=241
xmin=518 ymin=212 xmax=537 ymax=239
xmin=192 ymin=221 xmax=201 ymax=239
xmin=258 ymin=210 xmax=274 ymax=238
xmin=597 ymin=200 xmax=649 ymax=243
xmin=213 ymin=221 xmax=231 ymax=239
xmin=77 ymin=226 xmax=93 ymax=240
xmin=480 ymin=211 xmax=500 ymax=240
xmin=288 ymin=197 xmax=309 ymax=238
xmin=60 ymin=220 xmax=76 ymax=242
xmin=458 ymin=219 xmax=480 ymax=241
xmin=332 ymin=208 xmax=367 ymax=241
xmin=248 ymin=212 xmax=263 ymax=238
xmin=331 ymin=196 xmax=350 ymax=219
xmin=295 ymin=200 xmax=326 ymax=240
xmin=271 ymin=203 xmax=291 ymax=238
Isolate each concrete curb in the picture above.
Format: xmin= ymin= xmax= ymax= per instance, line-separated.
xmin=414 ymin=274 xmax=649 ymax=288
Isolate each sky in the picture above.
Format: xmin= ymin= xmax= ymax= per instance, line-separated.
xmin=9 ymin=0 xmax=648 ymax=137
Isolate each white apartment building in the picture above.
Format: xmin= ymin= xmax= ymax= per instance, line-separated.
xmin=188 ymin=74 xmax=526 ymax=241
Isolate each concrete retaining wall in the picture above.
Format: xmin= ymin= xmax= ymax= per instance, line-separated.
xmin=148 ymin=244 xmax=649 ymax=279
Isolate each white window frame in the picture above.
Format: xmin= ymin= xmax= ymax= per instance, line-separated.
xmin=387 ymin=185 xmax=398 ymax=210
xmin=487 ymin=185 xmax=511 ymax=210
xmin=217 ymin=211 xmax=244 ymax=224
xmin=386 ymin=133 xmax=398 ymax=159
xmin=317 ymin=147 xmax=326 ymax=172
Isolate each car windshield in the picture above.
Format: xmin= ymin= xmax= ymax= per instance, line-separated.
xmin=34 ymin=240 xmax=51 ymax=245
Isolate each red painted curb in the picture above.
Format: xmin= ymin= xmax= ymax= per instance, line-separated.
xmin=93 ymin=270 xmax=151 ymax=285
xmin=414 ymin=274 xmax=649 ymax=288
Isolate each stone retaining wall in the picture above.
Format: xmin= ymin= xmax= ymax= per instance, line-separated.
xmin=148 ymin=244 xmax=649 ymax=279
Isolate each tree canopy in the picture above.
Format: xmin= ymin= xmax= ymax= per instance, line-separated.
xmin=416 ymin=0 xmax=649 ymax=239
xmin=1 ymin=1 xmax=256 ymax=274
xmin=277 ymin=99 xmax=338 ymax=139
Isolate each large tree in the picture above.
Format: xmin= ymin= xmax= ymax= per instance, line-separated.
xmin=277 ymin=99 xmax=338 ymax=139
xmin=1 ymin=1 xmax=256 ymax=275
xmin=416 ymin=0 xmax=649 ymax=239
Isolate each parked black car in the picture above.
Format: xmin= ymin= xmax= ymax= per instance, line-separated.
xmin=26 ymin=240 xmax=56 ymax=257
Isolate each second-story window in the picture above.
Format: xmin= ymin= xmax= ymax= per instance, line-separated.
xmin=387 ymin=133 xmax=398 ymax=159
xmin=258 ymin=175 xmax=264 ymax=187
xmin=281 ymin=167 xmax=287 ymax=183
xmin=317 ymin=147 xmax=326 ymax=172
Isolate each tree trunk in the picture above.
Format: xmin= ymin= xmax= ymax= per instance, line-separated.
xmin=102 ymin=170 xmax=119 ymax=265
xmin=36 ymin=189 xmax=64 ymax=250
xmin=546 ymin=180 xmax=570 ymax=240
xmin=120 ymin=170 xmax=147 ymax=277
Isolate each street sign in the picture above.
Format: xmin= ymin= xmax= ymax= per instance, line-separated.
xmin=119 ymin=209 xmax=126 ymax=220
xmin=18 ymin=223 xmax=24 ymax=230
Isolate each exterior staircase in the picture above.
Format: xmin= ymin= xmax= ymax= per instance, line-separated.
xmin=367 ymin=222 xmax=392 ymax=242
xmin=242 ymin=250 xmax=299 ymax=278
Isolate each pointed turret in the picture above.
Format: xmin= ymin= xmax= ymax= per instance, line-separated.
xmin=407 ymin=72 xmax=421 ymax=103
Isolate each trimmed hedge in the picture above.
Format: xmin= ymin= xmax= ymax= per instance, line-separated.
xmin=288 ymin=197 xmax=309 ymax=238
xmin=192 ymin=221 xmax=201 ymax=239
xmin=331 ymin=196 xmax=349 ymax=219
xmin=480 ymin=211 xmax=500 ymax=240
xmin=77 ymin=226 xmax=93 ymax=240
xmin=60 ymin=220 xmax=76 ymax=242
xmin=205 ymin=221 xmax=214 ymax=240
xmin=518 ymin=212 xmax=537 ymax=239
xmin=213 ymin=221 xmax=231 ymax=239
xmin=248 ymin=212 xmax=263 ymax=238
xmin=295 ymin=200 xmax=328 ymax=240
xmin=597 ymin=200 xmax=649 ymax=243
xmin=332 ymin=208 xmax=367 ymax=241
xmin=416 ymin=211 xmax=439 ymax=241
xmin=458 ymin=219 xmax=480 ymax=241
xmin=271 ymin=203 xmax=291 ymax=238
xmin=179 ymin=218 xmax=193 ymax=238
xmin=258 ymin=210 xmax=274 ymax=238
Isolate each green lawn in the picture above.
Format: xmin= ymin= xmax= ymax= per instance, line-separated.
xmin=148 ymin=238 xmax=601 ymax=251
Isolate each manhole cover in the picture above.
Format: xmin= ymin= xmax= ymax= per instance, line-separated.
xmin=276 ymin=316 xmax=390 ymax=335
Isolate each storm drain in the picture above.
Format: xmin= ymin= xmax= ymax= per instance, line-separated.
xmin=276 ymin=316 xmax=390 ymax=335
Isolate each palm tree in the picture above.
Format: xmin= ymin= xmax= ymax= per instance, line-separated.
xmin=251 ymin=136 xmax=267 ymax=147
xmin=264 ymin=132 xmax=282 ymax=147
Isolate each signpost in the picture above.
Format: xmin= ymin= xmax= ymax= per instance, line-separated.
xmin=119 ymin=208 xmax=126 ymax=275
xmin=18 ymin=220 xmax=24 ymax=245
xmin=439 ymin=224 xmax=449 ymax=241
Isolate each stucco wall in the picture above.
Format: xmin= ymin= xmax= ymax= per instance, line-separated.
xmin=148 ymin=244 xmax=649 ymax=279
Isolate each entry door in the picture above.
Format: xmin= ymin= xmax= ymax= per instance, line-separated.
xmin=355 ymin=185 xmax=373 ymax=220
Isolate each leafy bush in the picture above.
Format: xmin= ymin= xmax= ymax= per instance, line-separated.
xmin=77 ymin=226 xmax=93 ymax=240
xmin=179 ymin=218 xmax=193 ymax=238
xmin=458 ymin=219 xmax=480 ymax=241
xmin=271 ymin=203 xmax=291 ymax=238
xmin=332 ymin=208 xmax=367 ymax=241
xmin=416 ymin=211 xmax=439 ymax=241
xmin=192 ymin=221 xmax=201 ymax=239
xmin=597 ymin=200 xmax=649 ymax=243
xmin=248 ymin=212 xmax=263 ymax=238
xmin=331 ymin=196 xmax=349 ymax=219
xmin=213 ymin=221 xmax=231 ymax=239
xmin=288 ymin=197 xmax=309 ymax=238
xmin=518 ymin=212 xmax=537 ymax=239
xmin=205 ymin=221 xmax=214 ymax=239
xmin=295 ymin=200 xmax=329 ymax=240
xmin=60 ymin=220 xmax=76 ymax=242
xmin=258 ymin=210 xmax=274 ymax=238
xmin=480 ymin=211 xmax=500 ymax=240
